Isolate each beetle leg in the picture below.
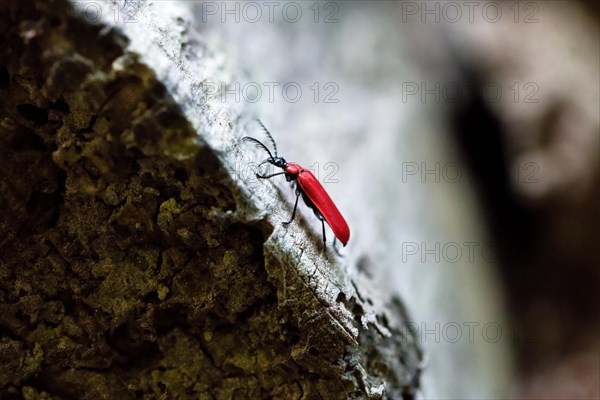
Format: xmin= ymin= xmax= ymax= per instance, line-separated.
xmin=332 ymin=237 xmax=343 ymax=256
xmin=256 ymin=171 xmax=286 ymax=179
xmin=312 ymin=210 xmax=326 ymax=247
xmin=282 ymin=187 xmax=301 ymax=225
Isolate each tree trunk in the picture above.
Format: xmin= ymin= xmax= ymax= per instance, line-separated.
xmin=0 ymin=1 xmax=422 ymax=399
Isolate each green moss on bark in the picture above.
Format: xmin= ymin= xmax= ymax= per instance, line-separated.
xmin=0 ymin=1 xmax=281 ymax=398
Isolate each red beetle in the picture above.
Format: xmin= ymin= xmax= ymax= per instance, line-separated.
xmin=243 ymin=120 xmax=350 ymax=247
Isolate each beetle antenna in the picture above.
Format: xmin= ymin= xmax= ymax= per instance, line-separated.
xmin=256 ymin=119 xmax=278 ymax=157
xmin=242 ymin=137 xmax=274 ymax=159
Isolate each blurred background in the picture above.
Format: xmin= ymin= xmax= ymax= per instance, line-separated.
xmin=194 ymin=1 xmax=599 ymax=398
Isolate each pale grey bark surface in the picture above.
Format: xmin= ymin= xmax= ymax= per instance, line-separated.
xmin=1 ymin=0 xmax=423 ymax=398
xmin=68 ymin=0 xmax=519 ymax=399
xmin=17 ymin=0 xmax=600 ymax=399
xmin=78 ymin=2 xmax=421 ymax=399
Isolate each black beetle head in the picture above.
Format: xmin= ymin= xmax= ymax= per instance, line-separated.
xmin=266 ymin=156 xmax=287 ymax=169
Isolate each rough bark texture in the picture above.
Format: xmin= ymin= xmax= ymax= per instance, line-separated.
xmin=0 ymin=1 xmax=421 ymax=399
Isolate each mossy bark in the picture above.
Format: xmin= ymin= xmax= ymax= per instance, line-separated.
xmin=0 ymin=1 xmax=421 ymax=399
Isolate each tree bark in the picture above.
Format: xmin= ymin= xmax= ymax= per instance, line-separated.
xmin=0 ymin=1 xmax=421 ymax=399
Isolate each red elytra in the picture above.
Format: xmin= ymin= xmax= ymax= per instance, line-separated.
xmin=285 ymin=163 xmax=350 ymax=245
xmin=243 ymin=121 xmax=350 ymax=247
